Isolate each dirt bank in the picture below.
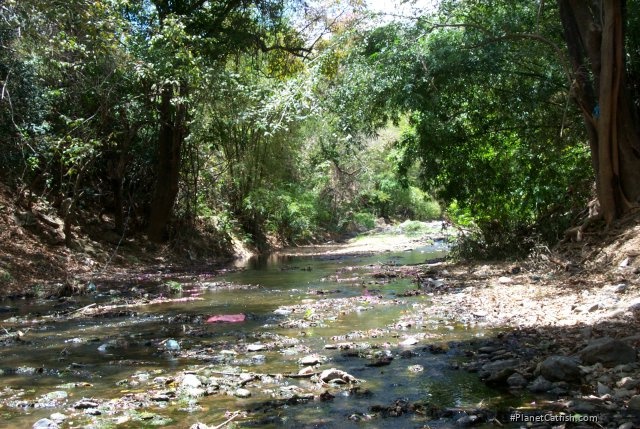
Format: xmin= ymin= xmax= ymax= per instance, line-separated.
xmin=397 ymin=213 xmax=640 ymax=427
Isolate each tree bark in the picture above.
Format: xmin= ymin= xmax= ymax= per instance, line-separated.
xmin=147 ymin=84 xmax=187 ymax=242
xmin=558 ymin=0 xmax=640 ymax=224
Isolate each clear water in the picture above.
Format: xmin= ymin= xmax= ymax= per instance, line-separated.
xmin=0 ymin=242 xmax=512 ymax=428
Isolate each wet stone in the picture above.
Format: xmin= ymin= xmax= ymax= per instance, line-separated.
xmin=528 ymin=376 xmax=553 ymax=393
xmin=617 ymin=377 xmax=640 ymax=389
xmin=181 ymin=374 xmax=202 ymax=389
xmin=569 ymin=400 xmax=597 ymax=414
xmin=239 ymin=373 xmax=256 ymax=384
xmin=251 ymin=354 xmax=266 ymax=364
xmin=538 ymin=355 xmax=582 ymax=382
xmin=597 ymin=382 xmax=612 ymax=396
xmin=400 ymin=350 xmax=415 ymax=359
xmin=73 ymin=399 xmax=100 ymax=409
xmin=39 ymin=391 xmax=68 ymax=403
xmin=480 ymin=359 xmax=519 ymax=374
xmin=133 ymin=372 xmax=150 ymax=382
xmin=153 ymin=376 xmax=172 ymax=385
xmin=184 ymin=387 xmax=206 ymax=397
xmin=234 ymin=388 xmax=251 ymax=398
xmin=349 ymin=413 xmax=374 ymax=422
xmin=299 ymin=355 xmax=322 ymax=366
xmin=320 ymin=368 xmax=358 ymax=384
xmin=33 ymin=418 xmax=58 ymax=429
xmin=579 ymin=337 xmax=637 ymax=367
xmin=247 ymin=343 xmax=266 ymax=352
xmin=480 ymin=359 xmax=519 ymax=384
xmin=367 ymin=356 xmax=393 ymax=367
xmin=16 ymin=366 xmax=44 ymax=375
xmin=49 ymin=413 xmax=67 ymax=423
xmin=298 ymin=366 xmax=316 ymax=376
xmin=165 ymin=339 xmax=180 ymax=351
xmin=614 ymin=388 xmax=635 ymax=399
xmin=456 ymin=415 xmax=479 ymax=427
xmin=628 ymin=395 xmax=640 ymax=411
xmin=506 ymin=373 xmax=527 ymax=388
xmin=151 ymin=393 xmax=172 ymax=401
xmin=399 ymin=337 xmax=419 ymax=346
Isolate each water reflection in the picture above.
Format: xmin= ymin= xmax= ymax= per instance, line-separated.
xmin=0 ymin=239 xmax=510 ymax=428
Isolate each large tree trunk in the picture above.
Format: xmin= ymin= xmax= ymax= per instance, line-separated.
xmin=558 ymin=0 xmax=640 ymax=224
xmin=147 ymin=85 xmax=187 ymax=242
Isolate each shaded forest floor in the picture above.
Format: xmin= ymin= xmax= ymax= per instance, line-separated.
xmin=0 ymin=183 xmax=236 ymax=299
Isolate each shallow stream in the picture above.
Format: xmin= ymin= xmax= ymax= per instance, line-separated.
xmin=0 ymin=237 xmax=514 ymax=428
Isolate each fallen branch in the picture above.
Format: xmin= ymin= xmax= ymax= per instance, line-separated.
xmin=71 ymin=297 xmax=204 ymax=317
xmin=72 ymin=303 xmax=96 ymax=314
xmin=212 ymin=411 xmax=246 ymax=429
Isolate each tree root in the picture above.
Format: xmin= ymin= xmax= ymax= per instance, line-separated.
xmin=560 ymin=211 xmax=603 ymax=244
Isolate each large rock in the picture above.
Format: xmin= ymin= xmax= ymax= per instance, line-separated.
xmin=538 ymin=355 xmax=582 ymax=382
xmin=33 ymin=419 xmax=59 ymax=429
xmin=506 ymin=372 xmax=528 ymax=388
xmin=299 ymin=355 xmax=322 ymax=366
xmin=528 ymin=376 xmax=553 ymax=393
xmin=247 ymin=343 xmax=266 ymax=352
xmin=480 ymin=359 xmax=519 ymax=375
xmin=479 ymin=359 xmax=519 ymax=383
xmin=233 ymin=388 xmax=251 ymax=398
xmin=579 ymin=337 xmax=637 ymax=367
xmin=320 ymin=368 xmax=358 ymax=384
xmin=181 ymin=374 xmax=202 ymax=389
xmin=628 ymin=395 xmax=640 ymax=411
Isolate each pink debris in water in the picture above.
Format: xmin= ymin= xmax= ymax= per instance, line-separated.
xmin=206 ymin=314 xmax=246 ymax=323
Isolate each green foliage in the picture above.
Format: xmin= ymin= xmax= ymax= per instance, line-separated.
xmin=398 ymin=220 xmax=436 ymax=237
xmin=323 ymin=1 xmax=593 ymax=257
xmin=352 ymin=212 xmax=376 ymax=230
xmin=0 ymin=0 xmax=621 ymax=260
xmin=0 ymin=268 xmax=13 ymax=284
xmin=163 ymin=280 xmax=183 ymax=295
xmin=243 ymin=186 xmax=319 ymax=244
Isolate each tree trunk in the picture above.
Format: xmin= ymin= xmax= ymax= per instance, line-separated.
xmin=147 ymin=85 xmax=187 ymax=242
xmin=110 ymin=175 xmax=124 ymax=233
xmin=558 ymin=0 xmax=640 ymax=224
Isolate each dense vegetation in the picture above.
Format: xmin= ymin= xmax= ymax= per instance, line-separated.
xmin=1 ymin=0 xmax=638 ymax=257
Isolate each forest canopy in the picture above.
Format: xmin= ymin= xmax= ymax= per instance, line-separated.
xmin=1 ymin=0 xmax=638 ymax=257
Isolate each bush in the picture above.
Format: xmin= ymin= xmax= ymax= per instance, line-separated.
xmin=353 ymin=212 xmax=376 ymax=230
xmin=397 ymin=220 xmax=437 ymax=236
xmin=243 ymin=186 xmax=319 ymax=245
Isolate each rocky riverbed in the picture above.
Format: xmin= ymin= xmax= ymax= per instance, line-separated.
xmin=1 ymin=222 xmax=640 ymax=428
xmin=401 ymin=257 xmax=640 ymax=428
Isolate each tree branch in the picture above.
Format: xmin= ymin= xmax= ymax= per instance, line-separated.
xmin=253 ymin=36 xmax=312 ymax=57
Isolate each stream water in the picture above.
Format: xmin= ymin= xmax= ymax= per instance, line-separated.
xmin=0 ymin=238 xmax=512 ymax=428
